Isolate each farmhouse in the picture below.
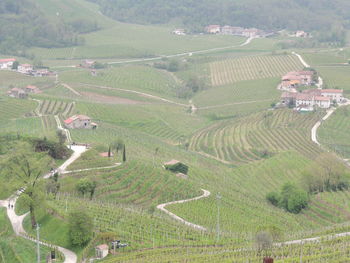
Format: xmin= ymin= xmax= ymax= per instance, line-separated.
xmin=295 ymin=30 xmax=310 ymax=38
xmin=221 ymin=26 xmax=244 ymax=35
xmin=7 ymin=88 xmax=28 ymax=99
xmin=295 ymin=93 xmax=331 ymax=109
xmin=0 ymin=58 xmax=16 ymax=70
xmin=95 ymin=244 xmax=109 ymax=259
xmin=280 ymin=92 xmax=298 ymax=106
xmin=18 ymin=64 xmax=33 ymax=74
xmin=281 ymin=71 xmax=314 ymax=89
xmin=173 ymin=29 xmax=186 ymax=35
xmin=205 ymin=25 xmax=221 ymax=34
xmin=321 ymin=89 xmax=343 ymax=103
xmin=64 ymin=115 xmax=97 ymax=129
xmin=242 ymin=28 xmax=260 ymax=38
xmin=81 ymin=60 xmax=96 ymax=69
xmin=25 ymin=85 xmax=41 ymax=94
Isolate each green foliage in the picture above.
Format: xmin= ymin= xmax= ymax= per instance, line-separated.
xmin=32 ymin=137 xmax=71 ymax=160
xmin=93 ymin=0 xmax=350 ymax=42
xmin=165 ymin=162 xmax=189 ymax=175
xmin=68 ymin=208 xmax=93 ymax=247
xmin=302 ymin=154 xmax=349 ymax=193
xmin=266 ymin=192 xmax=279 ymax=207
xmin=76 ymin=179 xmax=97 ymax=200
xmin=267 ymin=182 xmax=309 ymax=214
xmin=0 ymin=0 xmax=84 ymax=54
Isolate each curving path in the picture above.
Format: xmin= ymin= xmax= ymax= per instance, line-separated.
xmin=157 ymin=189 xmax=211 ymax=231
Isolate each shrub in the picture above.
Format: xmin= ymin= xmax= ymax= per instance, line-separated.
xmin=266 ymin=183 xmax=309 ymax=214
xmin=266 ymin=192 xmax=279 ymax=207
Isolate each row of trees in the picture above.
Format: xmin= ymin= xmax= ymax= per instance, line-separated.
xmin=90 ymin=0 xmax=350 ymax=45
xmin=267 ymin=154 xmax=350 ymax=214
xmin=0 ymin=0 xmax=99 ymax=54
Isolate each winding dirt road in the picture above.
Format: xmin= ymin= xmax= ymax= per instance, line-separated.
xmin=157 ymin=189 xmax=211 ymax=231
xmin=0 ymin=147 xmax=85 ymax=263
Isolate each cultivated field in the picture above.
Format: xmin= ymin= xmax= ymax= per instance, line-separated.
xmin=190 ymin=109 xmax=323 ymax=165
xmin=209 ymin=54 xmax=304 ymax=86
xmin=318 ymin=106 xmax=350 ymax=158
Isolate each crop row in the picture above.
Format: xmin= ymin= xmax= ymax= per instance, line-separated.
xmin=189 ymin=109 xmax=323 ymax=165
xmin=210 ymin=55 xmax=303 ymax=86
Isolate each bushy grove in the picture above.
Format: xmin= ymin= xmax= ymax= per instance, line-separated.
xmin=0 ymin=0 xmax=98 ymax=54
xmin=267 ymin=183 xmax=309 ymax=214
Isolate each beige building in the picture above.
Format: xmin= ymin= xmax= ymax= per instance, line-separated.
xmin=321 ymin=89 xmax=343 ymax=103
xmin=95 ymin=244 xmax=109 ymax=259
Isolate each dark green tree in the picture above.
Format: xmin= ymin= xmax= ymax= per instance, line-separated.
xmin=68 ymin=208 xmax=93 ymax=247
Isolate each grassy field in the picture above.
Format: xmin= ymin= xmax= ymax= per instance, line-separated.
xmin=318 ymin=106 xmax=350 ymax=158
xmin=0 ymin=208 xmax=51 ymax=263
xmin=209 ymin=54 xmax=303 ymax=86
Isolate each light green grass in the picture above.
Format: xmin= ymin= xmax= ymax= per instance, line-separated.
xmin=318 ymin=106 xmax=350 ymax=158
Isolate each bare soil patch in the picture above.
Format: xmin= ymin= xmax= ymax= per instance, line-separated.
xmin=81 ymin=91 xmax=146 ymax=105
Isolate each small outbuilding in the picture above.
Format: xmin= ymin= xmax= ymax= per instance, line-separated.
xmin=95 ymin=244 xmax=109 ymax=259
xmin=164 ymin=159 xmax=189 ymax=175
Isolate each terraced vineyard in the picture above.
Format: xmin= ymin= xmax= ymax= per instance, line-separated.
xmin=0 ymin=98 xmax=37 ymax=121
xmin=38 ymin=100 xmax=75 ymax=117
xmin=61 ymin=160 xmax=201 ymax=207
xmin=209 ymin=54 xmax=304 ymax=86
xmin=103 ymin=235 xmax=350 ymax=263
xmin=190 ymin=109 xmax=324 ymax=165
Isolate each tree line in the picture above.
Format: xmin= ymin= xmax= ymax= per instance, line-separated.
xmin=90 ymin=0 xmax=349 ymax=45
xmin=0 ymin=0 xmax=99 ymax=55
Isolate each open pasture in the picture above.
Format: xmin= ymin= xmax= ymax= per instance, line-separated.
xmin=209 ymin=54 xmax=304 ymax=86
xmin=316 ymin=66 xmax=350 ymax=95
xmin=190 ymin=109 xmax=323 ymax=165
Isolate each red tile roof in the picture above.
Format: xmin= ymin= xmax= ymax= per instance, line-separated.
xmin=0 ymin=58 xmax=16 ymax=63
xmin=321 ymin=89 xmax=343 ymax=94
xmin=315 ymin=96 xmax=330 ymax=101
xmin=164 ymin=159 xmax=181 ymax=166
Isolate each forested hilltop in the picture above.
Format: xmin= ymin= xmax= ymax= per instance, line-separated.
xmin=90 ymin=0 xmax=349 ymax=41
xmin=0 ymin=0 xmax=99 ymax=55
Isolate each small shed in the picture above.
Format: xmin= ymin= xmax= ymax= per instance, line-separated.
xmin=95 ymin=244 xmax=109 ymax=259
xmin=164 ymin=159 xmax=189 ymax=175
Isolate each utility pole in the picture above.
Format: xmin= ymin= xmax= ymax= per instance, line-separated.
xmin=216 ymin=192 xmax=221 ymax=243
xmin=36 ymin=224 xmax=40 ymax=263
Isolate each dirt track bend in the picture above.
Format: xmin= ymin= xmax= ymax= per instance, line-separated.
xmin=157 ymin=189 xmax=211 ymax=231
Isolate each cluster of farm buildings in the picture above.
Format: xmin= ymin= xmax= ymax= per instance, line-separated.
xmin=0 ymin=58 xmax=55 ymax=77
xmin=64 ymin=115 xmax=97 ymax=129
xmin=205 ymin=25 xmax=272 ymax=37
xmin=7 ymin=85 xmax=41 ymax=99
xmin=279 ymin=70 xmax=344 ymax=111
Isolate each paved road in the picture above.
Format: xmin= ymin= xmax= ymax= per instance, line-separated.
xmin=52 ymin=37 xmax=255 ymax=69
xmin=157 ymin=189 xmax=211 ymax=231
